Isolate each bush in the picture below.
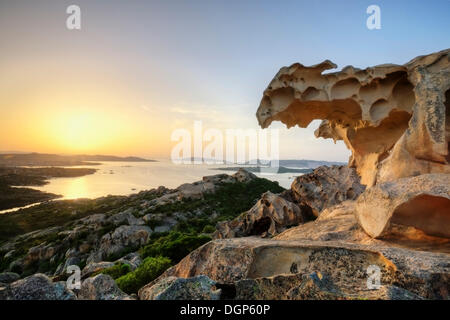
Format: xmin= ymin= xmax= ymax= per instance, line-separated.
xmin=115 ymin=256 xmax=172 ymax=294
xmin=201 ymin=225 xmax=216 ymax=234
xmin=140 ymin=231 xmax=211 ymax=263
xmin=93 ymin=262 xmax=131 ymax=279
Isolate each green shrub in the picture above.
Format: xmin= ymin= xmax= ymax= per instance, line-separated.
xmin=93 ymin=262 xmax=131 ymax=279
xmin=201 ymin=225 xmax=216 ymax=234
xmin=140 ymin=231 xmax=211 ymax=263
xmin=115 ymin=256 xmax=172 ymax=294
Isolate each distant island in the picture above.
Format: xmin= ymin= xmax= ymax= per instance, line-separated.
xmin=246 ymin=159 xmax=345 ymax=168
xmin=213 ymin=166 xmax=313 ymax=174
xmin=0 ymin=153 xmax=156 ymax=167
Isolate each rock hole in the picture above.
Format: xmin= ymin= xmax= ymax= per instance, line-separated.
xmin=250 ymin=217 xmax=272 ymax=235
xmin=216 ymin=283 xmax=236 ymax=300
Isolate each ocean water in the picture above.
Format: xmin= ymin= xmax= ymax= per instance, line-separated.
xmin=0 ymin=160 xmax=303 ymax=214
xmin=28 ymin=160 xmax=299 ymax=200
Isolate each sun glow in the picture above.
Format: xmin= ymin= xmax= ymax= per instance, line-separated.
xmin=59 ymin=114 xmax=97 ymax=151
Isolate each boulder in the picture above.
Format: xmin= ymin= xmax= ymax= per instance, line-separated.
xmin=0 ymin=272 xmax=20 ymax=284
xmin=78 ymin=274 xmax=133 ymax=300
xmin=232 ymin=168 xmax=257 ymax=183
xmin=115 ymin=252 xmax=142 ymax=270
xmin=355 ymin=174 xmax=450 ymax=238
xmin=91 ymin=225 xmax=152 ymax=262
xmin=108 ymin=209 xmax=144 ymax=226
xmin=0 ymin=274 xmax=76 ymax=300
xmin=214 ymin=191 xmax=305 ymax=238
xmin=139 ymin=275 xmax=221 ymax=300
xmin=81 ymin=261 xmax=115 ymax=279
xmin=291 ymin=165 xmax=365 ymax=216
xmin=54 ymin=256 xmax=81 ymax=277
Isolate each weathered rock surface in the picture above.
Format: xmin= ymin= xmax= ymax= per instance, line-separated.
xmin=356 ymin=173 xmax=450 ymax=238
xmin=81 ymin=261 xmax=115 ymax=279
xmin=0 ymin=274 xmax=76 ymax=300
xmin=146 ymin=234 xmax=449 ymax=299
xmin=234 ymin=271 xmax=422 ymax=300
xmin=151 ymin=168 xmax=257 ymax=206
xmin=88 ymin=225 xmax=152 ymax=263
xmin=78 ymin=274 xmax=133 ymax=300
xmin=256 ymin=49 xmax=450 ymax=187
xmin=290 ymin=165 xmax=365 ymax=216
xmin=214 ymin=191 xmax=305 ymax=239
xmin=139 ymin=275 xmax=221 ymax=300
xmin=0 ymin=272 xmax=20 ymax=284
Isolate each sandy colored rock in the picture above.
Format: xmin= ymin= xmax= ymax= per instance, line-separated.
xmin=214 ymin=191 xmax=305 ymax=239
xmin=146 ymin=235 xmax=449 ymax=299
xmin=235 ymin=271 xmax=422 ymax=300
xmin=256 ymin=49 xmax=450 ymax=186
xmin=290 ymin=165 xmax=365 ymax=216
xmin=355 ymin=174 xmax=450 ymax=238
xmin=78 ymin=274 xmax=132 ymax=300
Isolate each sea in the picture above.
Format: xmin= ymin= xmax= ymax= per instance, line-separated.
xmin=1 ymin=159 xmax=303 ymax=214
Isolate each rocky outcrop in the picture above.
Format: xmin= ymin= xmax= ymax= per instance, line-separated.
xmin=290 ymin=165 xmax=365 ymax=216
xmin=355 ymin=174 xmax=450 ymax=238
xmin=234 ymin=271 xmax=422 ymax=300
xmin=151 ymin=169 xmax=257 ymax=206
xmin=0 ymin=274 xmax=76 ymax=300
xmin=139 ymin=275 xmax=221 ymax=300
xmin=214 ymin=191 xmax=305 ymax=238
xmin=143 ymin=234 xmax=449 ymax=300
xmin=78 ymin=274 xmax=133 ymax=300
xmin=256 ymin=49 xmax=450 ymax=187
xmin=81 ymin=261 xmax=115 ymax=279
xmin=88 ymin=225 xmax=152 ymax=263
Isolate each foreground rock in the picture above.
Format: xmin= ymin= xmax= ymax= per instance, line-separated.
xmin=215 ymin=191 xmax=305 ymax=239
xmin=256 ymin=49 xmax=450 ymax=187
xmin=0 ymin=272 xmax=20 ymax=285
xmin=78 ymin=274 xmax=133 ymax=300
xmin=144 ymin=232 xmax=449 ymax=299
xmin=356 ymin=174 xmax=450 ymax=238
xmin=291 ymin=165 xmax=365 ymax=217
xmin=0 ymin=274 xmax=76 ymax=300
xmin=235 ymin=272 xmax=422 ymax=300
xmin=139 ymin=275 xmax=221 ymax=300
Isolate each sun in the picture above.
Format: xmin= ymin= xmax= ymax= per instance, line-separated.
xmin=57 ymin=113 xmax=100 ymax=152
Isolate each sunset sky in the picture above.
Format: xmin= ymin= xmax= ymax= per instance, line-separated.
xmin=1 ymin=0 xmax=449 ymax=161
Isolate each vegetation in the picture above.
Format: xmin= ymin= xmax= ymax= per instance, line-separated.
xmin=93 ymin=262 xmax=132 ymax=279
xmin=140 ymin=231 xmax=211 ymax=263
xmin=0 ymin=174 xmax=285 ymax=294
xmin=116 ymin=256 xmax=172 ymax=294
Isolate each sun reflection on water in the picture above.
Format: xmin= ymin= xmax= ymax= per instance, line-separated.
xmin=62 ymin=177 xmax=88 ymax=199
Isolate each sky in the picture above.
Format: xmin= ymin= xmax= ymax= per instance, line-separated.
xmin=0 ymin=0 xmax=449 ymax=161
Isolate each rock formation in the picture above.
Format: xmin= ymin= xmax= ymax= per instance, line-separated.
xmin=214 ymin=166 xmax=363 ymax=239
xmin=142 ymin=235 xmax=449 ymax=300
xmin=78 ymin=274 xmax=133 ymax=300
xmin=290 ymin=165 xmax=365 ymax=216
xmin=139 ymin=275 xmax=221 ymax=300
xmin=355 ymin=173 xmax=450 ymax=238
xmin=256 ymin=49 xmax=450 ymax=187
xmin=214 ymin=191 xmax=305 ymax=239
xmin=256 ymin=49 xmax=450 ymax=240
